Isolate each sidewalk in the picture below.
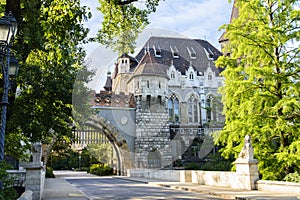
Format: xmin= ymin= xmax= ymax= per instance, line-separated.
xmin=115 ymin=176 xmax=300 ymax=200
xmin=42 ymin=172 xmax=89 ymax=200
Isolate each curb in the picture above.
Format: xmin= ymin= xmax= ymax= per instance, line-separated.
xmin=114 ymin=176 xmax=234 ymax=199
xmin=114 ymin=177 xmax=300 ymax=200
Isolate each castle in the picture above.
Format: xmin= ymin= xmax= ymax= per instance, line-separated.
xmin=91 ymin=36 xmax=224 ymax=168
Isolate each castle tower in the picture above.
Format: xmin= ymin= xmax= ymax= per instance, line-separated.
xmin=218 ymin=0 xmax=238 ymax=51
xmin=112 ymin=53 xmax=138 ymax=94
xmin=128 ymin=53 xmax=173 ymax=168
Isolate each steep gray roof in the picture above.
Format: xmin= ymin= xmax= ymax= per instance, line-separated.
xmin=133 ymin=52 xmax=169 ymax=78
xmin=135 ymin=36 xmax=223 ymax=76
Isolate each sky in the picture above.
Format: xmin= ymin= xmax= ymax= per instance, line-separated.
xmin=80 ymin=0 xmax=233 ymax=91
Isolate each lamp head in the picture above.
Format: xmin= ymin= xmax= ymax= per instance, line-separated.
xmin=9 ymin=55 xmax=19 ymax=76
xmin=0 ymin=14 xmax=11 ymax=46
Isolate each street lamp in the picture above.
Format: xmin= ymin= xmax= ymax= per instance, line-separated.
xmin=0 ymin=12 xmax=18 ymax=161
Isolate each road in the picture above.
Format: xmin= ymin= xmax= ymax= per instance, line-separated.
xmin=53 ymin=171 xmax=224 ymax=200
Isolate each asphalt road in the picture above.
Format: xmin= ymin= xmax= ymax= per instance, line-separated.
xmin=55 ymin=171 xmax=224 ymax=200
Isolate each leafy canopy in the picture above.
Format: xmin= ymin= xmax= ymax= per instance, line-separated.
xmin=215 ymin=0 xmax=300 ymax=180
xmin=96 ymin=0 xmax=163 ymax=54
xmin=5 ymin=0 xmax=93 ymax=158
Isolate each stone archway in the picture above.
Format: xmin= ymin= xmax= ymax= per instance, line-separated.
xmin=84 ymin=116 xmax=130 ymax=175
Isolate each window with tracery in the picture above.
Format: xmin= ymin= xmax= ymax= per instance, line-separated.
xmin=188 ymin=95 xmax=200 ymax=123
xmin=168 ymin=94 xmax=179 ymax=122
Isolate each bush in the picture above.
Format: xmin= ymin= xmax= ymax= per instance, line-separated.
xmin=46 ymin=166 xmax=55 ymax=178
xmin=89 ymin=164 xmax=114 ymax=176
xmin=0 ymin=161 xmax=18 ymax=200
xmin=184 ymin=163 xmax=201 ymax=170
xmin=284 ymin=172 xmax=300 ymax=183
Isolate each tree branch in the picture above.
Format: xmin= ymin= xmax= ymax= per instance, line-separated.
xmin=116 ymin=0 xmax=139 ymax=5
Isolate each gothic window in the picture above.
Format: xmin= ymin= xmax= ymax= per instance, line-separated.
xmin=158 ymin=81 xmax=161 ymax=88
xmin=208 ymin=73 xmax=212 ymax=80
xmin=168 ymin=94 xmax=179 ymax=122
xmin=189 ymin=72 xmax=194 ymax=80
xmin=147 ymin=80 xmax=150 ymax=88
xmin=188 ymin=95 xmax=199 ymax=123
xmin=171 ymin=72 xmax=175 ymax=79
xmin=206 ymin=96 xmax=212 ymax=121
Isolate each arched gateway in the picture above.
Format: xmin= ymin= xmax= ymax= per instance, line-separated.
xmin=84 ymin=116 xmax=132 ymax=175
xmin=81 ymin=116 xmax=131 ymax=175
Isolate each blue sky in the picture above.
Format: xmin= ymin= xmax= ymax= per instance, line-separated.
xmin=80 ymin=0 xmax=233 ymax=90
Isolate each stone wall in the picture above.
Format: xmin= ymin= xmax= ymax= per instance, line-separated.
xmin=257 ymin=180 xmax=300 ymax=193
xmin=135 ymin=96 xmax=173 ymax=168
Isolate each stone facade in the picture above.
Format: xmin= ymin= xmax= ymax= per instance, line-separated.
xmin=91 ymin=36 xmax=224 ymax=168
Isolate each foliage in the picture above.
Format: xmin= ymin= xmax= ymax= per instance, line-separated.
xmin=215 ymin=0 xmax=300 ymax=180
xmin=46 ymin=166 xmax=55 ymax=178
xmin=96 ymin=0 xmax=163 ymax=54
xmin=88 ymin=163 xmax=114 ymax=176
xmin=49 ymin=143 xmax=80 ymax=170
xmin=2 ymin=0 xmax=93 ymax=161
xmin=198 ymin=152 xmax=233 ymax=171
xmin=0 ymin=161 xmax=18 ymax=200
xmin=86 ymin=143 xmax=113 ymax=165
xmin=48 ymin=145 xmax=99 ymax=170
xmin=184 ymin=163 xmax=201 ymax=170
xmin=284 ymin=172 xmax=300 ymax=183
xmin=183 ymin=152 xmax=233 ymax=171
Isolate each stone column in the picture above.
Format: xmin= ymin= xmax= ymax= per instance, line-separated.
xmin=20 ymin=142 xmax=45 ymax=200
xmin=235 ymin=135 xmax=259 ymax=190
xmin=21 ymin=162 xmax=44 ymax=200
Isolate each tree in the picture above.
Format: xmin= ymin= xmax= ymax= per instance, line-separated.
xmin=215 ymin=0 xmax=300 ymax=180
xmin=1 ymin=0 xmax=93 ymax=162
xmin=96 ymin=0 xmax=163 ymax=54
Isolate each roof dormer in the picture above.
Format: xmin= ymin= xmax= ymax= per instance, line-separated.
xmin=187 ymin=47 xmax=196 ymax=59
xmin=153 ymin=45 xmax=162 ymax=57
xmin=170 ymin=46 xmax=179 ymax=58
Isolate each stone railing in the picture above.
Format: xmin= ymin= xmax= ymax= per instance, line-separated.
xmin=7 ymin=169 xmax=26 ymax=187
xmin=128 ymin=135 xmax=259 ymax=190
xmin=17 ymin=190 xmax=33 ymax=200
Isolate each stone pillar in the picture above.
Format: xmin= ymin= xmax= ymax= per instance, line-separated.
xmin=21 ymin=162 xmax=44 ymax=200
xmin=235 ymin=135 xmax=259 ymax=190
xmin=20 ymin=142 xmax=45 ymax=200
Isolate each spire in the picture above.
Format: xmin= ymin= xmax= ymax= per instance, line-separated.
xmin=103 ymin=71 xmax=112 ymax=92
xmin=218 ymin=0 xmax=238 ymax=50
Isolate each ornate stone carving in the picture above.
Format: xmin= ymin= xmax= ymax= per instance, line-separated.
xmin=238 ymin=135 xmax=254 ymax=160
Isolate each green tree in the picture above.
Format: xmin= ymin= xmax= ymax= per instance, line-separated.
xmin=96 ymin=0 xmax=163 ymax=54
xmin=215 ymin=0 xmax=300 ymax=180
xmin=2 ymin=0 xmax=93 ymax=162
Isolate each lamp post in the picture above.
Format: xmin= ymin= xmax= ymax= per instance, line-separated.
xmin=0 ymin=12 xmax=18 ymax=162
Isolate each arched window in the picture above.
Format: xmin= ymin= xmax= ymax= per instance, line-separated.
xmin=188 ymin=95 xmax=199 ymax=123
xmin=171 ymin=72 xmax=175 ymax=79
xmin=168 ymin=94 xmax=179 ymax=122
xmin=148 ymin=150 xmax=161 ymax=168
xmin=206 ymin=96 xmax=213 ymax=122
xmin=208 ymin=73 xmax=212 ymax=80
xmin=189 ymin=72 xmax=194 ymax=80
